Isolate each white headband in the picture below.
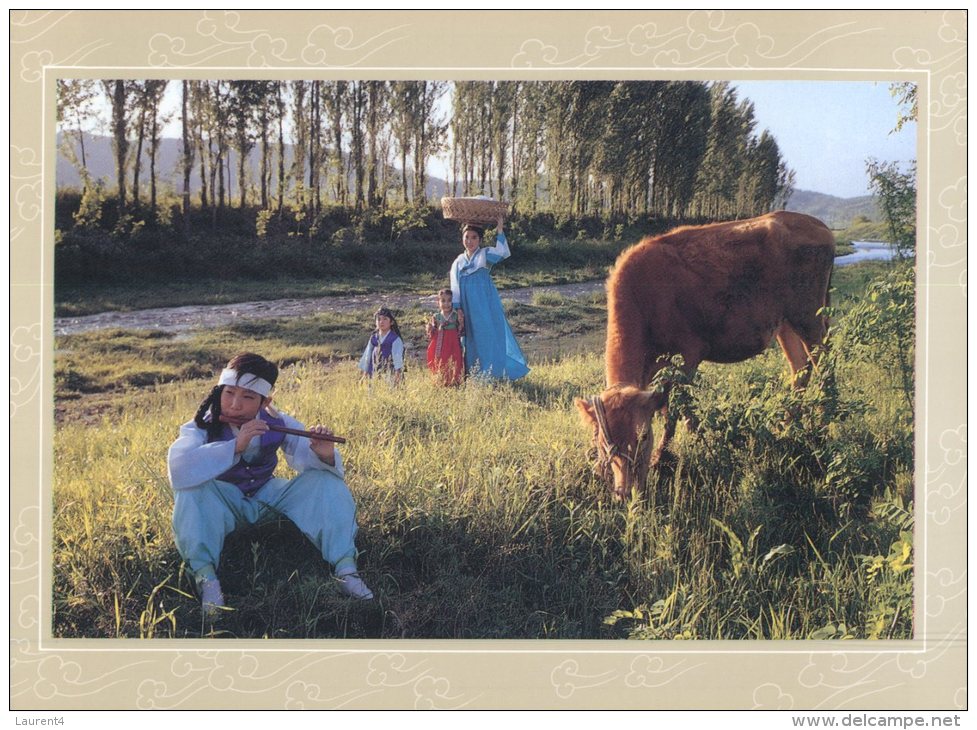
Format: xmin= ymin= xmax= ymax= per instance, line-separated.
xmin=218 ymin=368 xmax=274 ymax=397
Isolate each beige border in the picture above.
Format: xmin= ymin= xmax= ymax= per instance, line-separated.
xmin=11 ymin=10 xmax=966 ymax=710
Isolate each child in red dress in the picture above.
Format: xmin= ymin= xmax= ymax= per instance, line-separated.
xmin=425 ymin=288 xmax=465 ymax=386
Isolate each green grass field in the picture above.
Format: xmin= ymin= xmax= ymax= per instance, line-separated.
xmin=52 ymin=262 xmax=914 ymax=640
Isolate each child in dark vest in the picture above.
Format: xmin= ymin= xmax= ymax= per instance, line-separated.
xmin=167 ymin=352 xmax=373 ymax=618
xmin=358 ymin=306 xmax=405 ymax=385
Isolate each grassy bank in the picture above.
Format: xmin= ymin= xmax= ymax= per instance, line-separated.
xmin=54 ymin=249 xmax=615 ymax=318
xmin=54 ymin=290 xmax=609 ymax=405
xmin=55 ymin=199 xmax=875 ymax=317
xmin=55 ymin=201 xmax=640 ymax=316
xmin=52 ymin=261 xmax=913 ymax=639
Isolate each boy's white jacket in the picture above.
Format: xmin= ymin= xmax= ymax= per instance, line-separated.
xmin=167 ymin=409 xmax=344 ymax=490
xmin=358 ymin=329 xmax=405 ymax=372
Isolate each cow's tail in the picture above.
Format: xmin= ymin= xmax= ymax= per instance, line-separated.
xmin=822 ymin=267 xmax=833 ymax=342
xmin=801 ymin=264 xmax=834 ymax=372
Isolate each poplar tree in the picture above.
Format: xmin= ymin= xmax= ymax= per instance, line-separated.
xmin=56 ymin=79 xmax=97 ymax=188
xmin=101 ymin=79 xmax=131 ymax=211
xmin=181 ymin=80 xmax=193 ymax=233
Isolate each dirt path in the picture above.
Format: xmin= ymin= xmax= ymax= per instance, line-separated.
xmin=54 ymin=280 xmax=606 ymax=336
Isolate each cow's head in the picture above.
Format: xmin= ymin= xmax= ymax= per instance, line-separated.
xmin=575 ymin=385 xmax=662 ymax=500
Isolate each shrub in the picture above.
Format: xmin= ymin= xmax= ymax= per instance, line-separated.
xmin=72 ymin=181 xmax=107 ymax=230
xmin=836 ymin=261 xmax=915 ymax=419
xmin=255 ymin=209 xmax=272 ymax=239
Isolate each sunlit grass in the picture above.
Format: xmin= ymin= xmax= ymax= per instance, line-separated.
xmin=52 ymin=262 xmax=914 ymax=639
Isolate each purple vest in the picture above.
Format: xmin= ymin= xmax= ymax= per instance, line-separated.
xmin=210 ymin=412 xmax=287 ymax=495
xmin=367 ymin=332 xmax=400 ymax=375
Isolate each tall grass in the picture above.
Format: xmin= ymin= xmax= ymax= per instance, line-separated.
xmin=53 ymin=262 xmax=914 ymax=640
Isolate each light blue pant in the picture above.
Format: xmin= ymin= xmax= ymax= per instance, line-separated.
xmin=172 ymin=470 xmax=359 ymax=582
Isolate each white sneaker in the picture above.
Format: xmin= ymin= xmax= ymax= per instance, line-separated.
xmin=336 ymin=569 xmax=374 ymax=600
xmin=199 ymin=578 xmax=226 ymax=618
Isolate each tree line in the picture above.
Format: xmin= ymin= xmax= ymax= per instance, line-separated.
xmin=57 ymin=79 xmax=794 ymax=231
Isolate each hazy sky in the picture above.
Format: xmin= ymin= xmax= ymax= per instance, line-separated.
xmin=731 ymin=80 xmax=916 ymax=199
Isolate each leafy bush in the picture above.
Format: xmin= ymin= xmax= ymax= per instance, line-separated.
xmin=72 ymin=180 xmax=106 ymax=229
xmin=866 ymin=158 xmax=916 ymax=258
xmin=255 ymin=209 xmax=272 ymax=239
xmin=836 ymin=261 xmax=915 ymax=419
xmin=389 ymin=204 xmax=433 ymax=242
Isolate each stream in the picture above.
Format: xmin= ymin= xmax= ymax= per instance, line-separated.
xmin=54 ymin=241 xmax=898 ymax=336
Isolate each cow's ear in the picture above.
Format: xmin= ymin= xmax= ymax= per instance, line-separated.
xmin=574 ymin=397 xmax=596 ymax=425
xmin=636 ymin=389 xmax=663 ymax=417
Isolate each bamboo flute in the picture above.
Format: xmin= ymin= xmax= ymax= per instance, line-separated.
xmin=218 ymin=414 xmax=347 ymax=444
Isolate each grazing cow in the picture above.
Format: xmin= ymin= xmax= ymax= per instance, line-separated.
xmin=575 ymin=211 xmax=835 ymax=500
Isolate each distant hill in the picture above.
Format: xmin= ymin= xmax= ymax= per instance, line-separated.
xmin=55 ymin=132 xmax=454 ymax=199
xmin=785 ymin=190 xmax=879 ymax=229
xmin=58 ymin=133 xmax=183 ymax=190
xmin=56 ymin=133 xmax=878 ymax=227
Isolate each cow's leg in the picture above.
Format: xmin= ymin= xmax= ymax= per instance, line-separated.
xmin=776 ymin=322 xmax=819 ymax=387
xmin=785 ymin=293 xmax=830 ymax=365
xmin=651 ymin=404 xmax=673 ymax=467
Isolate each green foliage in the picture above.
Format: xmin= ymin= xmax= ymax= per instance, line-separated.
xmin=866 ymin=158 xmax=916 ymax=257
xmin=61 ymin=79 xmax=792 ymax=228
xmin=835 ymin=215 xmax=892 ymax=247
xmin=710 ymin=518 xmax=764 ymax=580
xmin=652 ymin=354 xmax=696 ymax=416
xmin=55 ymin=309 xmax=370 ymax=398
xmin=531 ymin=291 xmax=566 ymax=306
xmin=808 ymin=622 xmax=856 ymax=640
xmin=72 ymin=180 xmax=106 ymax=229
xmin=154 ymin=199 xmax=175 ymax=227
xmin=112 ymin=213 xmax=144 ymax=239
xmin=55 ymin=206 xmax=632 ymax=315
xmin=836 ymin=261 xmax=915 ymax=419
xmin=604 ymin=589 xmax=700 ymax=640
xmin=389 ymin=204 xmax=432 ymax=242
xmin=255 ymin=209 xmax=272 ymax=239
xmin=889 ymin=82 xmax=918 ymax=134
xmin=287 ymin=182 xmax=308 ymax=238
xmin=859 ymin=528 xmax=914 ymax=639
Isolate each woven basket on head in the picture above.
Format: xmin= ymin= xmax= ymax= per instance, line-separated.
xmin=440 ymin=196 xmax=509 ymax=225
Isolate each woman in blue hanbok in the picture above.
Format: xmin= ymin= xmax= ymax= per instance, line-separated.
xmin=449 ymin=216 xmax=529 ymax=381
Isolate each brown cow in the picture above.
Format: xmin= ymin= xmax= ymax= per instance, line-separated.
xmin=575 ymin=211 xmax=835 ymax=500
